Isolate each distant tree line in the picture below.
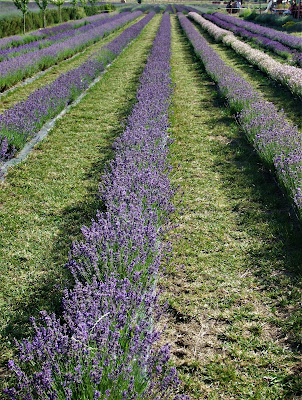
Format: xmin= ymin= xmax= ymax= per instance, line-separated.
xmin=0 ymin=1 xmax=114 ymax=36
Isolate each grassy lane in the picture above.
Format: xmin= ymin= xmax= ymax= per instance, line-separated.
xmin=159 ymin=16 xmax=302 ymax=399
xmin=191 ymin=21 xmax=302 ymax=130
xmin=0 ymin=15 xmax=144 ymax=114
xmin=0 ymin=14 xmax=161 ymax=387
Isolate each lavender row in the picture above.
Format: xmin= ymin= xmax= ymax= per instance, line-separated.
xmin=0 ymin=13 xmax=125 ymax=62
xmin=33 ymin=11 xmax=117 ymax=39
xmin=0 ymin=12 xmax=141 ymax=92
xmin=178 ymin=12 xmax=302 ymax=216
xmin=0 ymin=12 xmax=150 ymax=162
xmin=0 ymin=12 xmax=113 ymax=50
xmin=174 ymin=4 xmax=199 ymax=13
xmin=214 ymin=12 xmax=302 ymax=52
xmin=203 ymin=13 xmax=301 ymax=66
xmin=189 ymin=12 xmax=302 ymax=98
xmin=5 ymin=13 xmax=188 ymax=400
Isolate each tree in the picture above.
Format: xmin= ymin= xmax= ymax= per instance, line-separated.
xmin=50 ymin=0 xmax=65 ymax=23
xmin=79 ymin=0 xmax=87 ymax=7
xmin=88 ymin=0 xmax=97 ymax=9
xmin=13 ymin=0 xmax=29 ymax=34
xmin=70 ymin=0 xmax=77 ymax=10
xmin=88 ymin=0 xmax=97 ymax=14
xmin=35 ymin=0 xmax=48 ymax=28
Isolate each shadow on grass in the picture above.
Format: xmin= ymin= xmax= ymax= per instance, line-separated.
xmin=191 ymin=19 xmax=302 ymax=130
xmin=176 ymin=15 xmax=302 ymax=381
xmin=0 ymin=57 xmax=146 ymax=391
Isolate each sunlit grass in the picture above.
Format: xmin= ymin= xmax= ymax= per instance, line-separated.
xmin=0 ymin=14 xmax=161 ymax=393
xmin=158 ymin=15 xmax=302 ymax=400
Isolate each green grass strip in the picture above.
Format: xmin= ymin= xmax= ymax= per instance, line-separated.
xmin=0 ymin=14 xmax=161 ymax=388
xmin=159 ymin=15 xmax=302 ymax=400
xmin=0 ymin=15 xmax=144 ymax=114
xmin=191 ymin=21 xmax=302 ymax=130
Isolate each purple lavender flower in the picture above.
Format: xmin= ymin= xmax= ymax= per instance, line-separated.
xmin=214 ymin=11 xmax=302 ymax=51
xmin=0 ymin=12 xmax=142 ymax=92
xmin=0 ymin=12 xmax=154 ymax=161
xmin=5 ymin=13 xmax=189 ymax=399
xmin=203 ymin=13 xmax=300 ymax=65
xmin=178 ymin=12 xmax=302 ymax=216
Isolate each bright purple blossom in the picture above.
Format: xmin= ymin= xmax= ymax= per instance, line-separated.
xmin=0 ymin=12 xmax=142 ymax=92
xmin=203 ymin=13 xmax=300 ymax=64
xmin=5 ymin=13 xmax=189 ymax=399
xmin=214 ymin=11 xmax=302 ymax=51
xmin=178 ymin=12 xmax=302 ymax=215
xmin=0 ymin=12 xmax=153 ymax=162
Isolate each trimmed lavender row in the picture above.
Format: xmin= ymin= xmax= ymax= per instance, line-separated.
xmin=0 ymin=12 xmax=141 ymax=92
xmin=33 ymin=11 xmax=116 ymax=38
xmin=5 ymin=13 xmax=188 ymax=400
xmin=174 ymin=4 xmax=199 ymax=13
xmin=215 ymin=12 xmax=302 ymax=52
xmin=0 ymin=12 xmax=113 ymax=50
xmin=0 ymin=13 xmax=126 ymax=62
xmin=189 ymin=12 xmax=302 ymax=98
xmin=0 ymin=12 xmax=151 ymax=161
xmin=178 ymin=12 xmax=302 ymax=216
xmin=203 ymin=13 xmax=300 ymax=65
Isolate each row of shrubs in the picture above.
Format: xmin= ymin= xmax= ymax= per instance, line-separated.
xmin=0 ymin=4 xmax=115 ymax=38
xmin=240 ymin=8 xmax=302 ymax=32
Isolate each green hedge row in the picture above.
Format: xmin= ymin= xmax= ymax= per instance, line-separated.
xmin=242 ymin=10 xmax=302 ymax=32
xmin=0 ymin=4 xmax=115 ymax=38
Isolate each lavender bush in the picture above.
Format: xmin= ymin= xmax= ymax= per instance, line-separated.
xmin=0 ymin=13 xmax=116 ymax=61
xmin=0 ymin=12 xmax=153 ymax=161
xmin=188 ymin=12 xmax=302 ymax=98
xmin=214 ymin=12 xmax=302 ymax=52
xmin=0 ymin=11 xmax=141 ymax=92
xmin=0 ymin=12 xmax=114 ymax=50
xmin=4 ymin=13 xmax=189 ymax=400
xmin=178 ymin=12 xmax=302 ymax=216
xmin=203 ymin=13 xmax=300 ymax=65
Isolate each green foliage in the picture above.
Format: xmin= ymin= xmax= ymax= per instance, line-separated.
xmin=282 ymin=20 xmax=297 ymax=31
xmin=239 ymin=7 xmax=254 ymax=18
xmin=35 ymin=0 xmax=48 ymax=12
xmin=74 ymin=6 xmax=86 ymax=19
xmin=243 ymin=10 xmax=302 ymax=31
xmin=50 ymin=0 xmax=65 ymax=22
xmin=35 ymin=0 xmax=48 ymax=27
xmin=0 ymin=4 xmax=116 ymax=37
xmin=13 ymin=0 xmax=29 ymax=16
xmin=13 ymin=0 xmax=29 ymax=33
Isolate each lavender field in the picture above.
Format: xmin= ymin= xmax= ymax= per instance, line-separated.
xmin=0 ymin=7 xmax=301 ymax=400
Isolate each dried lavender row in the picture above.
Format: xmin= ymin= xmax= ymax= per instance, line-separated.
xmin=5 ymin=13 xmax=188 ymax=400
xmin=0 ymin=12 xmax=152 ymax=161
xmin=178 ymin=12 xmax=302 ymax=216
xmin=0 ymin=11 xmax=141 ymax=92
xmin=0 ymin=13 xmax=121 ymax=62
xmin=0 ymin=12 xmax=113 ymax=50
xmin=214 ymin=12 xmax=302 ymax=52
xmin=203 ymin=13 xmax=300 ymax=66
xmin=188 ymin=12 xmax=302 ymax=98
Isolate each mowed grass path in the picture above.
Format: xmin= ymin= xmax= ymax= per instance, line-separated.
xmin=0 ymin=14 xmax=161 ymax=384
xmin=159 ymin=16 xmax=302 ymax=399
xmin=0 ymin=15 xmax=143 ymax=114
xmin=191 ymin=21 xmax=302 ymax=129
